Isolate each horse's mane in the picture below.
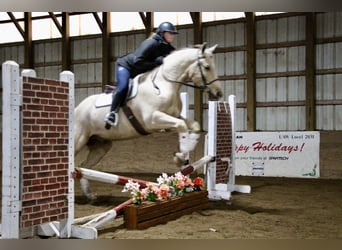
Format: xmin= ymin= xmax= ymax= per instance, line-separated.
xmin=164 ymin=46 xmax=198 ymax=63
xmin=168 ymin=46 xmax=197 ymax=56
xmin=139 ymin=46 xmax=198 ymax=82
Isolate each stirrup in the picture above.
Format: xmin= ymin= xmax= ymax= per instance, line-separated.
xmin=104 ymin=111 xmax=118 ymax=127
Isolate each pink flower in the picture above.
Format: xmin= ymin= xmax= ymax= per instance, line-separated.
xmin=176 ymin=179 xmax=185 ymax=189
xmin=158 ymin=184 xmax=170 ymax=199
xmin=184 ymin=177 xmax=194 ymax=187
xmin=140 ymin=189 xmax=147 ymax=200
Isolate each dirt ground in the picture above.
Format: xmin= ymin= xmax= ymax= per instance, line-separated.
xmin=73 ymin=175 xmax=342 ymax=239
xmin=70 ymin=131 xmax=342 ymax=239
xmin=1 ymin=131 xmax=342 ymax=239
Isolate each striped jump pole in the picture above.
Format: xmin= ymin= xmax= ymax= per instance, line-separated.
xmin=74 ymin=155 xmax=213 ymax=229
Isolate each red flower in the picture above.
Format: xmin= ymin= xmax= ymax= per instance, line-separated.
xmin=193 ymin=177 xmax=204 ymax=187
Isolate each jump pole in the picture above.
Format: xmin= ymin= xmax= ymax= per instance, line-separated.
xmin=73 ymin=155 xmax=213 ymax=231
xmin=205 ymin=95 xmax=251 ymax=200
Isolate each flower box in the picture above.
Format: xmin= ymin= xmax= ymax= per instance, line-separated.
xmin=124 ymin=190 xmax=208 ymax=230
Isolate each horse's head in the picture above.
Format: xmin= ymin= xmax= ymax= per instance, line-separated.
xmin=189 ymin=43 xmax=223 ymax=100
xmin=161 ymin=42 xmax=223 ymax=100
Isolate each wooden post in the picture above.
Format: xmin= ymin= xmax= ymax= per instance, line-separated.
xmin=62 ymin=12 xmax=71 ymax=71
xmin=305 ymin=13 xmax=316 ymax=131
xmin=24 ymin=12 xmax=33 ymax=69
xmin=191 ymin=12 xmax=204 ymax=130
xmin=102 ymin=12 xmax=111 ymax=90
xmin=245 ymin=12 xmax=256 ymax=131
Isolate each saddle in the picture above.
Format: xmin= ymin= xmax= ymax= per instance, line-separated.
xmin=95 ymin=75 xmax=140 ymax=108
xmin=96 ymin=74 xmax=150 ymax=135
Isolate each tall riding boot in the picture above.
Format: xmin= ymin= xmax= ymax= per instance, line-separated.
xmin=104 ymin=91 xmax=126 ymax=129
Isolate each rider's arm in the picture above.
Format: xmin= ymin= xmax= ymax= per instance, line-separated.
xmin=132 ymin=39 xmax=163 ymax=72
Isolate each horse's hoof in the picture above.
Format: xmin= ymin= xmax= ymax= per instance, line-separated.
xmin=105 ymin=123 xmax=111 ymax=129
xmin=173 ymin=152 xmax=186 ymax=168
xmin=87 ymin=194 xmax=98 ymax=204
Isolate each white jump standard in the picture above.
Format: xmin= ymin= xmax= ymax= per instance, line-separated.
xmin=205 ymin=96 xmax=251 ymax=200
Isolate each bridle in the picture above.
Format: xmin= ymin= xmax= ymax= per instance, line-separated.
xmin=152 ymin=50 xmax=219 ymax=91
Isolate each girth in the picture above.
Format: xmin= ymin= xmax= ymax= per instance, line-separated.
xmin=122 ymin=106 xmax=150 ymax=136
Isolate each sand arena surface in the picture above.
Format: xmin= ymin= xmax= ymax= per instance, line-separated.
xmin=73 ymin=175 xmax=342 ymax=239
xmin=72 ymin=132 xmax=342 ymax=239
xmin=1 ymin=131 xmax=341 ymax=239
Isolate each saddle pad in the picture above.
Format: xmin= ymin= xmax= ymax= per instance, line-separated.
xmin=95 ymin=93 xmax=112 ymax=108
xmin=94 ymin=75 xmax=140 ymax=108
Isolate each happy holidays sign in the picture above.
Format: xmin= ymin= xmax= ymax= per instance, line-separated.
xmin=235 ymin=131 xmax=320 ymax=178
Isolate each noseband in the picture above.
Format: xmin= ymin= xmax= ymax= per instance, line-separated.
xmin=158 ymin=50 xmax=219 ymax=90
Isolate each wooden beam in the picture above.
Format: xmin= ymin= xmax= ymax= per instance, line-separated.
xmin=24 ymin=12 xmax=33 ymax=69
xmin=139 ymin=12 xmax=147 ymax=26
xmin=48 ymin=12 xmax=62 ymax=34
xmin=190 ymin=12 xmax=203 ymax=45
xmin=145 ymin=12 xmax=154 ymax=37
xmin=62 ymin=12 xmax=71 ymax=71
xmin=305 ymin=13 xmax=316 ymax=131
xmin=7 ymin=12 xmax=25 ymax=38
xmin=190 ymin=12 xmax=204 ymax=130
xmin=92 ymin=12 xmax=103 ymax=32
xmin=102 ymin=12 xmax=111 ymax=90
xmin=139 ymin=12 xmax=154 ymax=38
xmin=245 ymin=12 xmax=256 ymax=131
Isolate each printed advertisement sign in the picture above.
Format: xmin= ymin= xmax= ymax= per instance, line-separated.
xmin=235 ymin=131 xmax=320 ymax=178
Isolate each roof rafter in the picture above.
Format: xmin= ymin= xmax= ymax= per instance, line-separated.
xmin=7 ymin=12 xmax=25 ymax=38
xmin=48 ymin=12 xmax=63 ymax=34
xmin=92 ymin=12 xmax=103 ymax=32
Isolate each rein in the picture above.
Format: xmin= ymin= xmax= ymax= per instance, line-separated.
xmin=152 ymin=50 xmax=219 ymax=91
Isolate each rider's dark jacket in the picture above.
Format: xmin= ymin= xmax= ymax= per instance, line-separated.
xmin=117 ymin=34 xmax=175 ymax=78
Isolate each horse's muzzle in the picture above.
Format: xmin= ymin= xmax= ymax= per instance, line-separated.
xmin=208 ymin=89 xmax=223 ymax=101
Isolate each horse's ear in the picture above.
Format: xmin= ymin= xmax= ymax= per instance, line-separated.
xmin=194 ymin=42 xmax=207 ymax=49
xmin=206 ymin=44 xmax=218 ymax=54
xmin=201 ymin=42 xmax=207 ymax=54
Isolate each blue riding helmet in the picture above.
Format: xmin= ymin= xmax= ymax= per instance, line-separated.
xmin=157 ymin=22 xmax=178 ymax=34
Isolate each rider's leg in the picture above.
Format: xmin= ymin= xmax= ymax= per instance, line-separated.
xmin=104 ymin=65 xmax=130 ymax=127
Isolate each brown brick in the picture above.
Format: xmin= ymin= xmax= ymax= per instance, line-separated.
xmin=29 ymin=185 xmax=44 ymax=192
xmin=37 ymin=92 xmax=52 ymax=98
xmin=23 ymin=173 xmax=37 ymax=180
xmin=46 ymin=183 xmax=60 ymax=190
xmin=37 ymin=197 xmax=52 ymax=204
xmin=22 ymin=199 xmax=37 ymax=207
xmin=29 ymin=211 xmax=45 ymax=219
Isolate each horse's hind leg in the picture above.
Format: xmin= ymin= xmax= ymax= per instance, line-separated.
xmin=78 ymin=136 xmax=113 ymax=201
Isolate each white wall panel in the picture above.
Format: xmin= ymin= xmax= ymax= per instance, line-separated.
xmin=288 ymin=76 xmax=305 ymax=101
xmin=315 ymin=13 xmax=342 ymax=131
xmin=257 ymin=16 xmax=305 ymax=44
xmin=225 ymin=51 xmax=246 ymax=76
xmin=257 ymin=46 xmax=305 ymax=73
xmin=256 ymin=76 xmax=305 ymax=131
xmin=316 ymin=74 xmax=342 ymax=130
xmin=257 ymin=106 xmax=305 ymax=131
xmin=0 ymin=45 xmax=24 ymax=65
xmin=204 ymin=25 xmax=223 ymax=47
xmin=174 ymin=28 xmax=193 ymax=48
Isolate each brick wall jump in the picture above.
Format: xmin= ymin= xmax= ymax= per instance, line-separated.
xmin=21 ymin=77 xmax=70 ymax=229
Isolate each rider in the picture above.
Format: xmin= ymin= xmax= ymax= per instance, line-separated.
xmin=104 ymin=21 xmax=178 ymax=128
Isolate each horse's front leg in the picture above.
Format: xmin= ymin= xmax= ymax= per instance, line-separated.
xmin=151 ymin=110 xmax=189 ymax=132
xmin=151 ymin=111 xmax=201 ymax=133
xmin=151 ymin=111 xmax=201 ymax=166
xmin=184 ymin=118 xmax=201 ymax=133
